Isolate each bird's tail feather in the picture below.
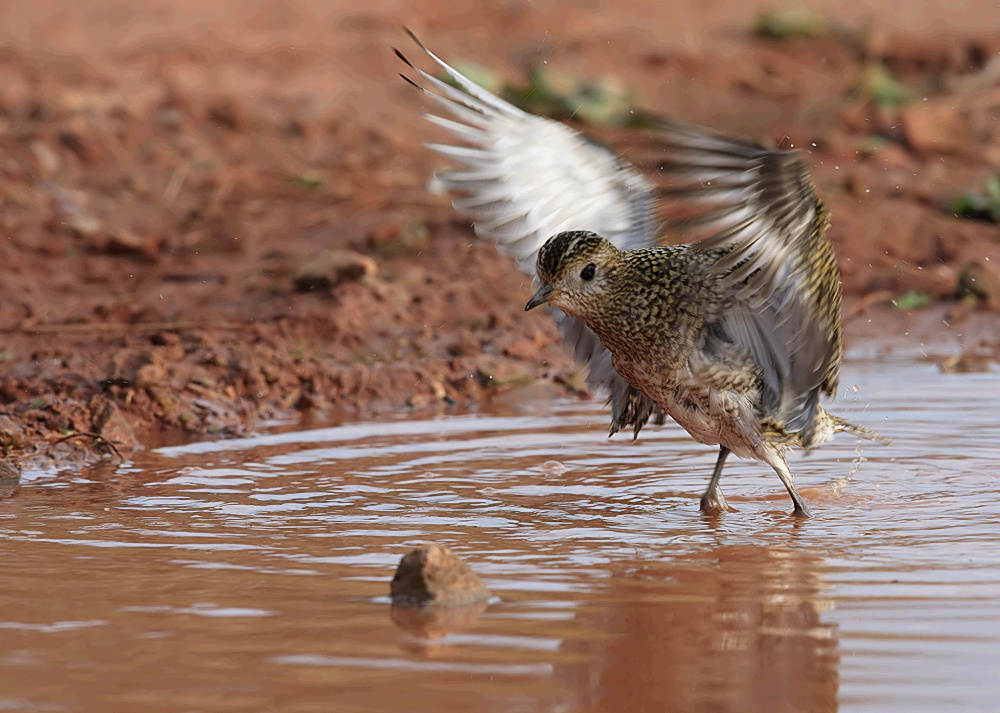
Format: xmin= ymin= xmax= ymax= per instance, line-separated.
xmin=829 ymin=414 xmax=892 ymax=445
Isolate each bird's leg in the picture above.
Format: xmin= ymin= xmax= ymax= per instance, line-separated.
xmin=763 ymin=451 xmax=812 ymax=518
xmin=700 ymin=446 xmax=735 ymax=514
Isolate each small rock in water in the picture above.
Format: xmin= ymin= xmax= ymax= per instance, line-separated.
xmin=390 ymin=543 xmax=489 ymax=607
xmin=0 ymin=461 xmax=21 ymax=499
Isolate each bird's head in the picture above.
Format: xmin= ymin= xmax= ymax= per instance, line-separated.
xmin=525 ymin=231 xmax=621 ymax=316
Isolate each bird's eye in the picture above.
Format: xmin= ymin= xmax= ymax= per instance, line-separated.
xmin=580 ymin=263 xmax=596 ymax=281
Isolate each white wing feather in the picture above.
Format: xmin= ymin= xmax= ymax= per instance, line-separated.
xmin=397 ymin=37 xmax=661 ymax=435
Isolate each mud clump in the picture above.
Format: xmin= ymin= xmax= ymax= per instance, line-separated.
xmin=89 ymin=396 xmax=142 ymax=452
xmin=938 ymin=353 xmax=995 ymax=373
xmin=0 ymin=461 xmax=21 ymax=499
xmin=0 ymin=416 xmax=28 ymax=453
xmin=956 ymin=260 xmax=1000 ymax=310
xmin=390 ymin=544 xmax=490 ymax=607
xmin=293 ymin=250 xmax=378 ymax=292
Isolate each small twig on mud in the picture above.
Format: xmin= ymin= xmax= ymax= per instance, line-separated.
xmin=163 ymin=161 xmax=191 ymax=204
xmin=844 ymin=290 xmax=895 ymax=322
xmin=50 ymin=432 xmax=124 ymax=460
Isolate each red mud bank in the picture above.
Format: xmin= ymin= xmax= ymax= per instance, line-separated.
xmin=0 ymin=1 xmax=999 ymax=467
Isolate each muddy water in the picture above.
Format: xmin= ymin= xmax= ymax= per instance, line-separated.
xmin=2 ymin=360 xmax=999 ymax=712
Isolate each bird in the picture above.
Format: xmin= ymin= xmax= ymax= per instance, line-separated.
xmin=396 ymin=32 xmax=886 ymax=516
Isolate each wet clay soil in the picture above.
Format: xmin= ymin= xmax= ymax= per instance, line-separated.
xmin=1 ymin=1 xmax=1000 ymax=466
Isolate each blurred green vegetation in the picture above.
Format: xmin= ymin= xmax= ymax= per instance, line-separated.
xmin=892 ymin=290 xmax=932 ymax=310
xmin=752 ymin=5 xmax=835 ymax=40
xmin=442 ymin=61 xmax=640 ymax=127
xmin=952 ymin=174 xmax=1000 ymax=223
xmin=854 ymin=62 xmax=914 ymax=111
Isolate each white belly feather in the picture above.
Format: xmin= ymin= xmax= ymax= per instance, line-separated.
xmin=612 ymin=351 xmax=772 ymax=461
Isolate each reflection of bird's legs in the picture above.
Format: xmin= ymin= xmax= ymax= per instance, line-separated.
xmin=764 ymin=450 xmax=812 ymax=518
xmin=700 ymin=446 xmax=734 ymax=514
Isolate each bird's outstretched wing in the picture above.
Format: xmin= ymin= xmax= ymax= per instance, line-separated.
xmin=396 ymin=32 xmax=664 ymax=437
xmin=650 ymin=119 xmax=842 ymax=436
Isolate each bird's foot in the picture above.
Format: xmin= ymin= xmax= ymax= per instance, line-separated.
xmin=792 ymin=502 xmax=812 ymax=518
xmin=700 ymin=487 xmax=737 ymax=515
xmin=790 ymin=495 xmax=812 ymax=518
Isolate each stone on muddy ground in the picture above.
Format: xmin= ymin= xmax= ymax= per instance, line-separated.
xmin=0 ymin=460 xmax=21 ymax=499
xmin=938 ymin=353 xmax=995 ymax=373
xmin=294 ymin=249 xmax=377 ymax=292
xmin=956 ymin=259 xmax=1000 ymax=310
xmin=900 ymin=102 xmax=975 ymax=156
xmin=474 ymin=359 xmax=534 ymax=390
xmin=504 ymin=337 xmax=541 ymax=361
xmin=89 ymin=395 xmax=142 ymax=452
xmin=390 ymin=544 xmax=490 ymax=608
xmin=0 ymin=415 xmax=28 ymax=452
xmin=490 ymin=379 xmax=561 ymax=412
xmin=135 ymin=362 xmax=168 ymax=390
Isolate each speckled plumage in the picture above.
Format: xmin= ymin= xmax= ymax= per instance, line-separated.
xmin=399 ymin=33 xmax=886 ymax=516
xmin=528 ymin=221 xmax=886 ymax=516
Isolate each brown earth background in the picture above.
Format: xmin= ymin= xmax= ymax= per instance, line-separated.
xmin=1 ymin=0 xmax=999 ymax=467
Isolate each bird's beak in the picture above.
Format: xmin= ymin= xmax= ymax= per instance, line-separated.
xmin=525 ymin=283 xmax=555 ymax=311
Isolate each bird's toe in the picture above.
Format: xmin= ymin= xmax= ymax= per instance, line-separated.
xmin=791 ymin=502 xmax=812 ymax=518
xmin=699 ymin=490 xmax=737 ymax=515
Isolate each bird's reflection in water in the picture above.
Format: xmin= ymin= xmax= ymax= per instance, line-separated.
xmin=556 ymin=544 xmax=838 ymax=713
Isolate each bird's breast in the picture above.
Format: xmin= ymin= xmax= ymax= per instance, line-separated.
xmin=610 ymin=351 xmax=769 ymax=458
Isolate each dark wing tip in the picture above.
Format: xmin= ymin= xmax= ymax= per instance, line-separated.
xmin=398 ymin=73 xmax=422 ymax=91
xmin=393 ymin=48 xmax=414 ymax=69
xmin=404 ymin=27 xmax=427 ymax=51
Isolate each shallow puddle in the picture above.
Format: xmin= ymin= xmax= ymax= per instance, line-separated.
xmin=1 ymin=359 xmax=999 ymax=712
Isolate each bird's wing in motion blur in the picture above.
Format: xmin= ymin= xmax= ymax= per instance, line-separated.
xmin=397 ymin=33 xmax=840 ymax=439
xmin=396 ymin=32 xmax=664 ymax=436
xmin=651 ymin=120 xmax=842 ymax=436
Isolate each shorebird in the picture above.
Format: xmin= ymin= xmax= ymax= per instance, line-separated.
xmin=397 ymin=34 xmax=885 ymax=516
